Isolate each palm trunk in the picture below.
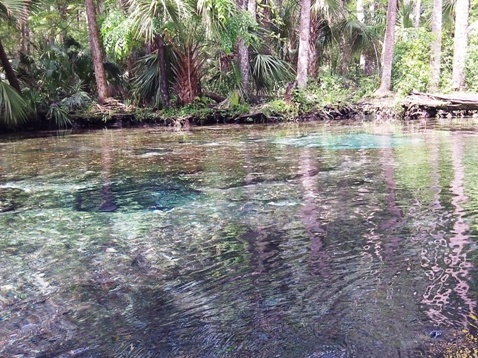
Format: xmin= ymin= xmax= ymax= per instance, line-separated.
xmin=338 ymin=34 xmax=351 ymax=75
xmin=156 ymin=35 xmax=170 ymax=107
xmin=297 ymin=0 xmax=311 ymax=89
xmin=429 ymin=0 xmax=442 ymax=92
xmin=0 ymin=38 xmax=22 ymax=94
xmin=375 ymin=0 xmax=397 ymax=95
xmin=357 ymin=0 xmax=366 ymax=70
xmin=237 ymin=0 xmax=250 ymax=99
xmin=248 ymin=0 xmax=256 ymax=20
xmin=237 ymin=39 xmax=249 ymax=98
xmin=21 ymin=23 xmax=30 ymax=55
xmin=452 ymin=0 xmax=469 ymax=91
xmin=414 ymin=0 xmax=421 ymax=28
xmin=85 ymin=0 xmax=109 ymax=104
xmin=308 ymin=16 xmax=319 ymax=79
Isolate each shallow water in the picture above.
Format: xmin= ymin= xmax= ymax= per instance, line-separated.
xmin=0 ymin=120 xmax=477 ymax=357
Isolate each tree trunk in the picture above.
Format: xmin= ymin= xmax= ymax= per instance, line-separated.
xmin=174 ymin=43 xmax=202 ymax=106
xmin=428 ymin=0 xmax=442 ymax=92
xmin=308 ymin=16 xmax=319 ymax=79
xmin=452 ymin=0 xmax=469 ymax=91
xmin=85 ymin=0 xmax=109 ymax=104
xmin=21 ymin=22 xmax=31 ymax=55
xmin=414 ymin=0 xmax=421 ymax=28
xmin=364 ymin=0 xmax=377 ymax=75
xmin=297 ymin=0 xmax=311 ymax=89
xmin=248 ymin=0 xmax=256 ymax=20
xmin=58 ymin=2 xmax=68 ymax=42
xmin=357 ymin=0 xmax=366 ymax=70
xmin=0 ymin=38 xmax=22 ymax=94
xmin=237 ymin=0 xmax=250 ymax=99
xmin=375 ymin=0 xmax=397 ymax=95
xmin=338 ymin=34 xmax=351 ymax=75
xmin=155 ymin=35 xmax=170 ymax=107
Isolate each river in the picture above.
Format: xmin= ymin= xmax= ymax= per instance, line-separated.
xmin=0 ymin=120 xmax=477 ymax=357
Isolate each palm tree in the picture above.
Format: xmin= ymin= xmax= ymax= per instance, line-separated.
xmin=167 ymin=20 xmax=205 ymax=105
xmin=128 ymin=0 xmax=191 ymax=107
xmin=309 ymin=0 xmax=341 ymax=79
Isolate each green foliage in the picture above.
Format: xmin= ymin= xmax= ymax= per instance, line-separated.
xmin=298 ymin=72 xmax=375 ymax=106
xmin=0 ymin=80 xmax=29 ymax=127
xmin=59 ymin=91 xmax=92 ymax=111
xmin=465 ymin=28 xmax=478 ymax=92
xmin=0 ymin=0 xmax=32 ymax=23
xmin=197 ymin=0 xmax=237 ymax=41
xmin=28 ymin=1 xmax=87 ymax=48
xmin=128 ymin=0 xmax=191 ymax=41
xmin=393 ymin=28 xmax=432 ymax=94
xmin=251 ymin=53 xmax=294 ymax=94
xmin=265 ymin=99 xmax=299 ymax=119
xmin=219 ymin=10 xmax=258 ymax=54
xmin=101 ymin=10 xmax=139 ymax=60
xmin=132 ymin=53 xmax=163 ymax=108
xmin=47 ymin=103 xmax=71 ymax=128
xmin=161 ymin=96 xmax=215 ymax=119
xmin=45 ymin=91 xmax=92 ymax=129
xmin=437 ymin=33 xmax=455 ymax=92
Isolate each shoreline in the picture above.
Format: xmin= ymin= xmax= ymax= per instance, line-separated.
xmin=69 ymin=94 xmax=478 ymax=130
xmin=6 ymin=92 xmax=478 ymax=133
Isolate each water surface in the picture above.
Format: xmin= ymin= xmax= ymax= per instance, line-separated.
xmin=0 ymin=121 xmax=477 ymax=357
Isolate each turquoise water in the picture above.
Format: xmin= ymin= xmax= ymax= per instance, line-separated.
xmin=273 ymin=132 xmax=423 ymax=149
xmin=0 ymin=121 xmax=477 ymax=357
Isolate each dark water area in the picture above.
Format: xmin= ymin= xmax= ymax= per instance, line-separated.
xmin=0 ymin=120 xmax=477 ymax=357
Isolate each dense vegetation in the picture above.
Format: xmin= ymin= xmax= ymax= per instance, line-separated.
xmin=0 ymin=0 xmax=477 ymax=130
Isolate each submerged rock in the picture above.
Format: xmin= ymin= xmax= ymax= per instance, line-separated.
xmin=0 ymin=187 xmax=28 ymax=212
xmin=307 ymin=345 xmax=354 ymax=358
xmin=429 ymin=329 xmax=444 ymax=339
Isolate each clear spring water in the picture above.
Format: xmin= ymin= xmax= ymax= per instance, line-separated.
xmin=0 ymin=120 xmax=477 ymax=357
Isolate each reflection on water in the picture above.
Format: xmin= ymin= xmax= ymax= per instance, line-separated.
xmin=0 ymin=123 xmax=477 ymax=357
xmin=421 ymin=134 xmax=476 ymax=329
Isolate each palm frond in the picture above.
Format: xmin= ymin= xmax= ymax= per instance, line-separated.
xmin=132 ymin=53 xmax=163 ymax=107
xmin=336 ymin=17 xmax=380 ymax=57
xmin=197 ymin=0 xmax=237 ymax=38
xmin=0 ymin=0 xmax=37 ymax=23
xmin=59 ymin=91 xmax=92 ymax=111
xmin=398 ymin=0 xmax=415 ymax=28
xmin=252 ymin=53 xmax=294 ymax=94
xmin=47 ymin=103 xmax=71 ymax=128
xmin=0 ymin=80 xmax=29 ymax=127
xmin=128 ymin=0 xmax=192 ymax=41
xmin=311 ymin=0 xmax=343 ymax=21
xmin=443 ymin=0 xmax=455 ymax=29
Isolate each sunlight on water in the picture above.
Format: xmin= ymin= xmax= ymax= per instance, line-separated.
xmin=0 ymin=122 xmax=477 ymax=357
xmin=273 ymin=133 xmax=423 ymax=149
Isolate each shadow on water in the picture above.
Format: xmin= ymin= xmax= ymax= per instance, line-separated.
xmin=74 ymin=182 xmax=202 ymax=212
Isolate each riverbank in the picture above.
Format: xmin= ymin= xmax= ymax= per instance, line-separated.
xmin=67 ymin=97 xmax=388 ymax=130
xmin=9 ymin=90 xmax=476 ymax=132
xmin=68 ymin=91 xmax=478 ymax=130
